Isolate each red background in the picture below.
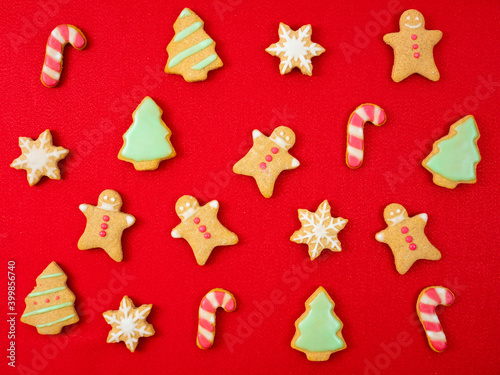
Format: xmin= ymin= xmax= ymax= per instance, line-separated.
xmin=1 ymin=0 xmax=499 ymax=374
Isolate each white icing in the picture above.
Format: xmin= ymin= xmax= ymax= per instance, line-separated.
xmin=171 ymin=229 xmax=181 ymax=238
xmin=209 ymin=200 xmax=219 ymax=209
xmin=79 ymin=204 xmax=88 ymax=212
xmin=111 ymin=197 xmax=115 ymax=202
xmin=347 ymin=145 xmax=363 ymax=160
xmin=68 ymin=26 xmax=77 ymax=45
xmin=222 ymin=292 xmax=232 ymax=308
xmin=198 ymin=325 xmax=214 ymax=341
xmin=404 ymin=23 xmax=422 ymax=29
xmin=348 ymin=124 xmax=364 ymax=139
xmin=375 ymin=232 xmax=385 ymax=242
xmin=252 ymin=130 xmax=263 ymax=139
xmin=418 ymin=213 xmax=428 ymax=223
xmin=280 ymin=131 xmax=284 ymax=136
xmin=104 ymin=195 xmax=108 ymax=200
xmin=179 ymin=207 xmax=196 ymax=221
xmin=206 ymin=292 xmax=220 ymax=308
xmin=51 ymin=27 xmax=66 ymax=44
xmin=419 ymin=294 xmax=439 ymax=306
xmin=45 ymin=46 xmax=62 ymax=62
xmin=199 ymin=308 xmax=215 ymax=323
xmin=42 ymin=65 xmax=60 ymax=80
xmin=386 ymin=211 xmax=406 ymax=226
xmin=271 ymin=135 xmax=288 ymax=149
xmin=126 ymin=215 xmax=135 ymax=226
xmin=99 ymin=201 xmax=118 ymax=211
xmin=425 ymin=330 xmax=446 ymax=341
xmin=435 ymin=287 xmax=448 ymax=304
xmin=291 ymin=158 xmax=300 ymax=168
xmin=420 ymin=312 xmax=440 ymax=323
xmin=356 ymin=108 xmax=369 ymax=122
xmin=374 ymin=106 xmax=381 ymax=125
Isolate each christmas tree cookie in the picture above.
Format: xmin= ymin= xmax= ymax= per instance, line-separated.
xmin=21 ymin=262 xmax=79 ymax=334
xmin=291 ymin=287 xmax=346 ymax=361
xmin=422 ymin=115 xmax=481 ymax=189
xmin=118 ymin=97 xmax=176 ymax=171
xmin=165 ymin=8 xmax=223 ymax=82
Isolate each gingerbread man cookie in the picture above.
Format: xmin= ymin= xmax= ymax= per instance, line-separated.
xmin=78 ymin=190 xmax=135 ymax=262
xmin=233 ymin=126 xmax=300 ymax=198
xmin=171 ymin=196 xmax=238 ymax=265
xmin=383 ymin=10 xmax=442 ymax=82
xmin=376 ymin=204 xmax=441 ymax=274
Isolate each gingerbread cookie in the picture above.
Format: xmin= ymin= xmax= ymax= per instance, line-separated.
xmin=118 ymin=97 xmax=176 ymax=170
xmin=41 ymin=24 xmax=87 ymax=87
xmin=165 ymin=8 xmax=223 ymax=82
xmin=266 ymin=23 xmax=325 ymax=75
xmin=422 ymin=115 xmax=481 ymax=189
xmin=171 ymin=196 xmax=238 ymax=265
xmin=291 ymin=286 xmax=346 ymax=361
xmin=375 ymin=204 xmax=441 ymax=274
xmin=103 ymin=296 xmax=155 ymax=352
xmin=290 ymin=200 xmax=348 ymax=260
xmin=78 ymin=189 xmax=135 ymax=262
xmin=383 ymin=10 xmax=442 ymax=82
xmin=233 ymin=126 xmax=300 ymax=198
xmin=21 ymin=262 xmax=79 ymax=335
xmin=10 ymin=129 xmax=69 ymax=186
xmin=197 ymin=288 xmax=236 ymax=349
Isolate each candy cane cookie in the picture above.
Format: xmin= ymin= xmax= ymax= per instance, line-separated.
xmin=197 ymin=288 xmax=236 ymax=349
xmin=416 ymin=286 xmax=455 ymax=352
xmin=41 ymin=25 xmax=87 ymax=87
xmin=346 ymin=104 xmax=387 ymax=168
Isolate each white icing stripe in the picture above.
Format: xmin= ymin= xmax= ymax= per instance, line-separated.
xmin=198 ymin=325 xmax=214 ymax=341
xmin=426 ymin=330 xmax=446 ymax=341
xmin=420 ymin=294 xmax=439 ymax=306
xmin=45 ymin=46 xmax=62 ymax=62
xmin=206 ymin=292 xmax=219 ymax=309
xmin=374 ymin=106 xmax=381 ymax=124
xmin=291 ymin=158 xmax=300 ymax=167
xmin=436 ymin=287 xmax=448 ymax=304
xmin=347 ymin=145 xmax=363 ymax=160
xmin=222 ymin=292 xmax=231 ymax=307
xmin=272 ymin=136 xmax=287 ymax=149
xmin=420 ymin=312 xmax=440 ymax=323
xmin=42 ymin=65 xmax=61 ymax=80
xmin=348 ymin=124 xmax=364 ymax=139
xmin=51 ymin=27 xmax=66 ymax=44
xmin=198 ymin=308 xmax=215 ymax=323
xmin=356 ymin=108 xmax=369 ymax=122
xmin=68 ymin=26 xmax=77 ymax=45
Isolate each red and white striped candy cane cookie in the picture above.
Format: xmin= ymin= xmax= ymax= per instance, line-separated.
xmin=416 ymin=286 xmax=455 ymax=352
xmin=41 ymin=25 xmax=87 ymax=87
xmin=346 ymin=103 xmax=387 ymax=168
xmin=197 ymin=288 xmax=236 ymax=349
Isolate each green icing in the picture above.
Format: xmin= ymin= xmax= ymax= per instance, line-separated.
xmin=28 ymin=286 xmax=66 ymax=297
xmin=174 ymin=21 xmax=202 ymax=42
xmin=426 ymin=117 xmax=480 ymax=182
xmin=191 ymin=54 xmax=217 ymax=70
xmin=179 ymin=8 xmax=191 ymax=18
xmin=295 ymin=291 xmax=345 ymax=352
xmin=36 ymin=314 xmax=75 ymax=328
xmin=120 ymin=97 xmax=173 ymax=161
xmin=168 ymin=39 xmax=213 ymax=68
xmin=39 ymin=273 xmax=63 ymax=279
xmin=22 ymin=302 xmax=73 ymax=317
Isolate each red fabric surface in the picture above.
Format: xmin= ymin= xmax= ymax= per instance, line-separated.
xmin=1 ymin=0 xmax=499 ymax=374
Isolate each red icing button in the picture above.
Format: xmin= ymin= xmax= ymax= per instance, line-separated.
xmin=204 ymin=233 xmax=211 ymax=239
xmin=265 ymin=155 xmax=272 ymax=162
xmin=271 ymin=147 xmax=279 ymax=154
xmin=45 ymin=299 xmax=50 ymax=303
xmin=405 ymin=236 xmax=413 ymax=243
xmin=193 ymin=217 xmax=200 ymax=224
xmin=99 ymin=231 xmax=106 ymax=237
xmin=103 ymin=215 xmax=109 ymax=221
xmin=413 ymin=44 xmax=418 ymax=49
xmin=414 ymin=53 xmax=420 ymax=58
xmin=101 ymin=223 xmax=108 ymax=229
xmin=411 ymin=34 xmax=417 ymax=40
xmin=199 ymin=225 xmax=206 ymax=233
xmin=55 ymin=296 xmax=60 ymax=300
xmin=401 ymin=227 xmax=409 ymax=234
xmin=260 ymin=162 xmax=267 ymax=169
xmin=33 ymin=301 xmax=37 ymax=305
xmin=409 ymin=243 xmax=417 ymax=251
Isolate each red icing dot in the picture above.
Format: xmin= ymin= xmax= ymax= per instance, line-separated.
xmin=271 ymin=147 xmax=279 ymax=154
xmin=199 ymin=225 xmax=206 ymax=233
xmin=413 ymin=44 xmax=418 ymax=49
xmin=260 ymin=162 xmax=267 ymax=169
xmin=401 ymin=227 xmax=409 ymax=234
xmin=265 ymin=155 xmax=272 ymax=162
xmin=55 ymin=296 xmax=60 ymax=300
xmin=414 ymin=53 xmax=420 ymax=58
xmin=204 ymin=233 xmax=211 ymax=239
xmin=33 ymin=301 xmax=37 ymax=305
xmin=411 ymin=34 xmax=417 ymax=40
xmin=101 ymin=223 xmax=108 ymax=229
xmin=194 ymin=217 xmax=200 ymax=224
xmin=99 ymin=231 xmax=106 ymax=237
xmin=45 ymin=299 xmax=50 ymax=303
xmin=409 ymin=243 xmax=417 ymax=251
xmin=103 ymin=215 xmax=109 ymax=221
xmin=405 ymin=236 xmax=413 ymax=243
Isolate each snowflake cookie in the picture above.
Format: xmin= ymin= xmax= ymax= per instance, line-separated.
xmin=103 ymin=296 xmax=155 ymax=352
xmin=10 ymin=129 xmax=69 ymax=186
xmin=266 ymin=23 xmax=325 ymax=76
xmin=290 ymin=200 xmax=348 ymax=260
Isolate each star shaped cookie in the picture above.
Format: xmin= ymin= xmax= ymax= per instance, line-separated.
xmin=290 ymin=200 xmax=348 ymax=260
xmin=10 ymin=129 xmax=69 ymax=186
xmin=266 ymin=23 xmax=325 ymax=75
xmin=103 ymin=296 xmax=155 ymax=352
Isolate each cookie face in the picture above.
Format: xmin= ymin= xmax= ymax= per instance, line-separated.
xmin=78 ymin=189 xmax=136 ymax=262
xmin=383 ymin=9 xmax=442 ymax=82
xmin=233 ymin=126 xmax=300 ymax=198
xmin=266 ymin=23 xmax=325 ymax=75
xmin=21 ymin=262 xmax=79 ymax=335
xmin=165 ymin=8 xmax=223 ymax=82
xmin=118 ymin=97 xmax=176 ymax=171
xmin=291 ymin=287 xmax=346 ymax=361
xmin=10 ymin=129 xmax=69 ymax=186
xmin=376 ymin=204 xmax=441 ymax=274
xmin=171 ymin=196 xmax=238 ymax=265
xmin=103 ymin=296 xmax=155 ymax=352
xmin=422 ymin=115 xmax=481 ymax=189
xmin=290 ymin=200 xmax=348 ymax=260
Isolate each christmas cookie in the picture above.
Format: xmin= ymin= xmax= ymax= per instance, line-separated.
xmin=383 ymin=10 xmax=442 ymax=82
xmin=103 ymin=296 xmax=155 ymax=352
xmin=290 ymin=200 xmax=348 ymax=260
xmin=422 ymin=115 xmax=481 ymax=189
xmin=41 ymin=24 xmax=87 ymax=87
xmin=375 ymin=204 xmax=441 ymax=274
xmin=291 ymin=286 xmax=346 ymax=361
xmin=416 ymin=286 xmax=455 ymax=352
xmin=197 ymin=288 xmax=236 ymax=349
xmin=165 ymin=8 xmax=223 ymax=82
xmin=345 ymin=104 xmax=387 ymax=169
xmin=118 ymin=97 xmax=176 ymax=171
xmin=21 ymin=262 xmax=79 ymax=335
xmin=10 ymin=129 xmax=69 ymax=186
xmin=233 ymin=126 xmax=300 ymax=198
xmin=78 ymin=189 xmax=136 ymax=262
xmin=171 ymin=196 xmax=238 ymax=265
xmin=266 ymin=23 xmax=325 ymax=76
